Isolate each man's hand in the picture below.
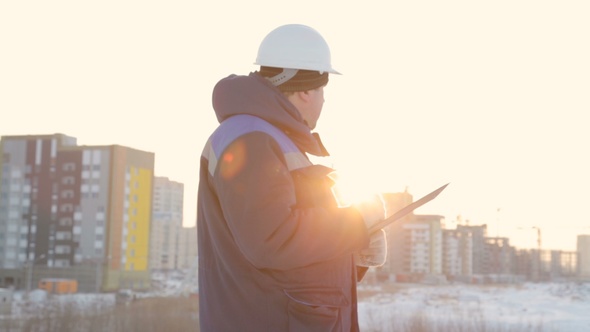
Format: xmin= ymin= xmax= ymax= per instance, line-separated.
xmin=353 ymin=192 xmax=407 ymax=231
xmin=353 ymin=195 xmax=385 ymax=230
xmin=354 ymin=229 xmax=387 ymax=267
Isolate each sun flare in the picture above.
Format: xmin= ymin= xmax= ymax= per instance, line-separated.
xmin=328 ymin=171 xmax=383 ymax=208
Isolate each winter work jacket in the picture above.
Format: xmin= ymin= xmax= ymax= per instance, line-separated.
xmin=197 ymin=72 xmax=370 ymax=332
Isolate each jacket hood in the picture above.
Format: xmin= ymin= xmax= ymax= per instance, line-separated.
xmin=212 ymin=72 xmax=329 ymax=156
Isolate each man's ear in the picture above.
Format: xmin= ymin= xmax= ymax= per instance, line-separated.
xmin=296 ymin=90 xmax=311 ymax=103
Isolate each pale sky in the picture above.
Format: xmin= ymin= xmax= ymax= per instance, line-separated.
xmin=1 ymin=1 xmax=589 ymax=251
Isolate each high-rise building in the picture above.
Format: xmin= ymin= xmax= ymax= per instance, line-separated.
xmin=456 ymin=224 xmax=487 ymax=274
xmin=1 ymin=134 xmax=77 ymax=270
xmin=78 ymin=145 xmax=154 ymax=291
xmin=483 ymin=237 xmax=512 ymax=275
xmin=578 ymin=235 xmax=590 ymax=278
xmin=412 ymin=214 xmax=444 ymax=275
xmin=548 ymin=250 xmax=577 ymax=278
xmin=150 ymin=176 xmax=184 ymax=270
xmin=0 ymin=134 xmax=154 ymax=291
xmin=178 ymin=225 xmax=197 ymax=270
xmin=387 ymin=212 xmax=444 ymax=278
xmin=442 ymin=229 xmax=473 ymax=278
xmin=380 ymin=191 xmax=413 ymax=280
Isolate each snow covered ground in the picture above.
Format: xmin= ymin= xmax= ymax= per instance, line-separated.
xmin=357 ymin=282 xmax=590 ymax=332
xmin=4 ymin=277 xmax=590 ymax=332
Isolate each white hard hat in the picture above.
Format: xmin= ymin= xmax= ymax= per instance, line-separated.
xmin=255 ymin=24 xmax=341 ymax=75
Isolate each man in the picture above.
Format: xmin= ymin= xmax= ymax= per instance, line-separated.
xmin=197 ymin=24 xmax=396 ymax=331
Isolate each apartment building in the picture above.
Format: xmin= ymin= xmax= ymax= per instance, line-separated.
xmin=0 ymin=134 xmax=77 ymax=270
xmin=442 ymin=228 xmax=473 ymax=278
xmin=0 ymin=134 xmax=154 ymax=291
xmin=387 ymin=213 xmax=444 ymax=279
xmin=150 ymin=176 xmax=184 ymax=270
xmin=578 ymin=235 xmax=590 ymax=278
xmin=177 ymin=225 xmax=198 ymax=270
xmin=456 ymin=224 xmax=487 ymax=274
xmin=483 ymin=237 xmax=512 ymax=275
xmin=380 ymin=191 xmax=413 ymax=279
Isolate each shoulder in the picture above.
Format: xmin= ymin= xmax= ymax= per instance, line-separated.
xmin=213 ymin=115 xmax=297 ymax=154
xmin=202 ymin=115 xmax=311 ymax=176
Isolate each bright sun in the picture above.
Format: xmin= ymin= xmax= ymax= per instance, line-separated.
xmin=328 ymin=170 xmax=384 ymax=208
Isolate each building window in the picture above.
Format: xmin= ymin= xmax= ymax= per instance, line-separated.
xmin=62 ymin=163 xmax=76 ymax=172
xmin=60 ymin=204 xmax=74 ymax=213
xmin=59 ymin=218 xmax=73 ymax=226
xmin=62 ymin=176 xmax=75 ymax=185
xmin=54 ymin=259 xmax=70 ymax=267
xmin=56 ymin=232 xmax=72 ymax=240
xmin=55 ymin=245 xmax=71 ymax=254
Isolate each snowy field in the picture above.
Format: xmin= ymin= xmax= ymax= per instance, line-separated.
xmin=3 ymin=279 xmax=590 ymax=331
xmin=358 ymin=282 xmax=590 ymax=332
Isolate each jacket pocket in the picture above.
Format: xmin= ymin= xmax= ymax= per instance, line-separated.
xmin=284 ymin=288 xmax=348 ymax=332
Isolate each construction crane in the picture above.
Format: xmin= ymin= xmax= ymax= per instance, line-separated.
xmin=532 ymin=226 xmax=541 ymax=252
xmin=516 ymin=226 xmax=542 ymax=281
xmin=517 ymin=226 xmax=541 ymax=252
